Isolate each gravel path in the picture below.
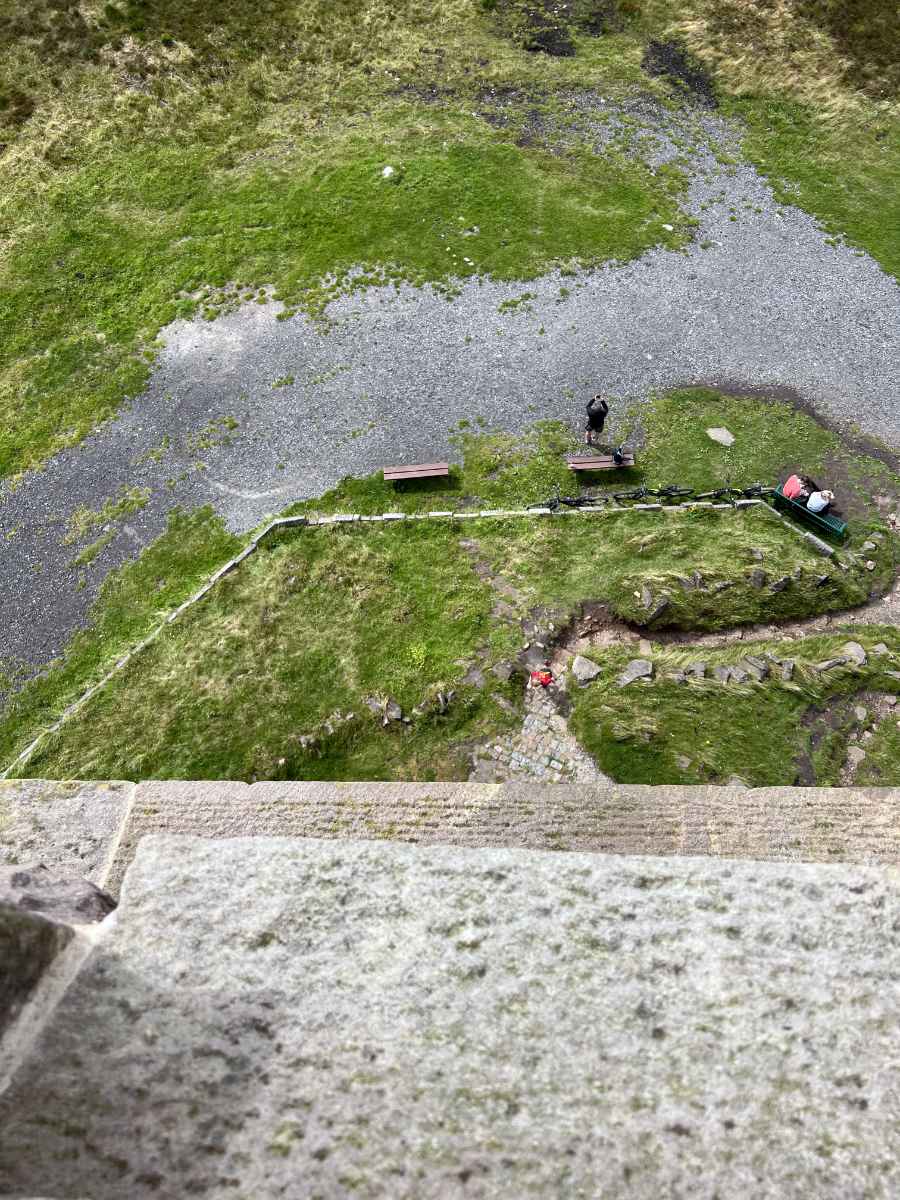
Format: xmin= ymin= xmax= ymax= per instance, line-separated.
xmin=1 ymin=96 xmax=898 ymax=689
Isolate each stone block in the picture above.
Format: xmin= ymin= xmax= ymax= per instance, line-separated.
xmin=0 ymin=780 xmax=133 ymax=886
xmin=2 ymin=837 xmax=900 ymax=1197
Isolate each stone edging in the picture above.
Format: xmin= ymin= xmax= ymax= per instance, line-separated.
xmin=0 ymin=500 xmax=833 ymax=779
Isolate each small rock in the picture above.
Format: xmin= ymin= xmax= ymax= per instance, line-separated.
xmin=864 ymin=560 xmax=876 ymax=571
xmin=662 ymin=222 xmax=674 ymax=231
xmin=618 ymin=659 xmax=654 ymax=687
xmin=364 ymin=696 xmax=382 ymax=714
xmin=841 ymin=641 xmax=867 ymax=667
xmin=750 ymin=548 xmax=765 ymax=562
xmin=780 ymin=660 xmax=795 ymax=682
xmin=571 ymin=655 xmax=602 ymax=685
xmin=749 ymin=569 xmax=767 ymax=589
xmin=770 ymin=577 xmax=790 ymax=593
xmin=712 ymin=580 xmax=734 ymax=594
xmin=862 ymin=541 xmax=877 ymax=551
xmin=383 ymin=699 xmax=403 ymax=724
xmin=872 ymin=643 xmax=889 ymax=655
xmin=645 ymin=596 xmax=670 ymax=623
xmin=814 ymin=658 xmax=846 ymax=672
xmin=730 ymin=666 xmax=750 ymax=684
xmin=713 ymin=666 xmax=731 ymax=682
xmin=706 ymin=427 xmax=735 ymax=446
xmin=863 ymin=730 xmax=873 ymax=741
xmin=1 ymin=865 xmax=116 ymax=926
xmin=854 ymin=706 xmax=868 ymax=723
xmin=886 ymin=696 xmax=897 ymax=707
xmin=846 ymin=746 xmax=866 ymax=768
xmin=868 ymin=531 xmax=885 ymax=541
xmin=668 ymin=670 xmax=687 ymax=685
xmin=491 ymin=660 xmax=514 ymax=682
xmin=676 ymin=755 xmax=692 ymax=770
xmin=641 ymin=585 xmax=653 ymax=609
xmin=639 ymin=639 xmax=652 ymax=656
xmin=688 ymin=662 xmax=707 ymax=679
xmin=815 ymin=575 xmax=830 ymax=588
xmin=727 ymin=776 xmax=750 ymax=789
xmin=463 ymin=667 xmax=487 ymax=689
xmin=740 ymin=657 xmax=769 ymax=682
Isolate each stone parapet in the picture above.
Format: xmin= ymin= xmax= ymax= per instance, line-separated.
xmin=3 ymin=780 xmax=900 ymax=896
xmin=1 ymin=835 xmax=898 ymax=1198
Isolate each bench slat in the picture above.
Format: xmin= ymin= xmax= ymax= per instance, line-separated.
xmin=566 ymin=454 xmax=635 ymax=471
xmin=384 ymin=462 xmax=450 ymax=481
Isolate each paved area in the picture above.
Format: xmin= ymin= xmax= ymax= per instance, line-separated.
xmin=3 ymin=835 xmax=900 ymax=1198
xmin=1 ymin=95 xmax=897 ymax=690
xmin=470 ymin=680 xmax=610 ymax=784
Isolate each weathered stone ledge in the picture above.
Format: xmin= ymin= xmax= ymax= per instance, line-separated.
xmin=3 ymin=779 xmax=900 ymax=897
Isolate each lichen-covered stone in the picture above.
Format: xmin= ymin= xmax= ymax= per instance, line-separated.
xmin=1 ymin=837 xmax=899 ymax=1198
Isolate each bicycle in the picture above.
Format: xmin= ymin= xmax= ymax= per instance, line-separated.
xmin=612 ymin=485 xmax=655 ymax=503
xmin=653 ymin=484 xmax=695 ymax=502
xmin=527 ymin=484 xmax=602 ymax=512
xmin=739 ymin=482 xmax=775 ymax=500
xmin=694 ymin=486 xmax=743 ymax=502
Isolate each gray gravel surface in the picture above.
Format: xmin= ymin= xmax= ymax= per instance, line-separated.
xmin=1 ymin=97 xmax=898 ymax=694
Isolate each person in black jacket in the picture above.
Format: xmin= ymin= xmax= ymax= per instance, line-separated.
xmin=585 ymin=395 xmax=609 ymax=446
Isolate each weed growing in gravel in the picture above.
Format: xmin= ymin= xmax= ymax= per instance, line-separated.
xmin=65 ymin=486 xmax=151 ymax=544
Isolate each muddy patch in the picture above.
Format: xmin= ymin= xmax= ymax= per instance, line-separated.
xmin=641 ymin=39 xmax=717 ymax=109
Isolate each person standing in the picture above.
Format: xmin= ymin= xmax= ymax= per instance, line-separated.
xmin=585 ymin=395 xmax=609 ymax=446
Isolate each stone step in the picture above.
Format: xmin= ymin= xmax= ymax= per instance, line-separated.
xmin=1 ymin=835 xmax=898 ymax=1198
xmin=4 ymin=779 xmax=900 ymax=898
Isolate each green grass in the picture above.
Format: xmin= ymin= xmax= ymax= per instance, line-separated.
xmin=8 ymin=500 xmax=887 ymax=780
xmin=569 ymin=628 xmax=900 ymax=786
xmin=0 ymin=507 xmax=240 ymax=769
xmin=855 ymin=709 xmax=900 ymax=786
xmin=736 ymin=100 xmax=900 ymax=279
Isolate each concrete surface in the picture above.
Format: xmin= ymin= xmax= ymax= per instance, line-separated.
xmin=1 ymin=835 xmax=899 ymax=1198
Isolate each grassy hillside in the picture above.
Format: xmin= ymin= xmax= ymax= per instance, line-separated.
xmin=1 ymin=0 xmax=897 ymax=476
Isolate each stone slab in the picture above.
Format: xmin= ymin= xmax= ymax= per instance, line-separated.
xmin=0 ymin=781 xmax=134 ymax=885
xmin=1 ymin=836 xmax=899 ymax=1198
xmin=98 ymin=780 xmax=900 ymax=896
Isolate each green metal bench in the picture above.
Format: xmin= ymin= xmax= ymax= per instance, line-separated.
xmin=772 ymin=485 xmax=848 ymax=541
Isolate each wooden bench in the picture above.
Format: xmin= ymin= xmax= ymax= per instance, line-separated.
xmin=566 ymin=453 xmax=635 ymax=473
xmin=772 ymin=485 xmax=848 ymax=541
xmin=383 ymin=462 xmax=450 ymax=483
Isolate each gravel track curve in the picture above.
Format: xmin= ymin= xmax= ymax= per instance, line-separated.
xmin=1 ymin=97 xmax=898 ymax=692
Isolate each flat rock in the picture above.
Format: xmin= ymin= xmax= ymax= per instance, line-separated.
xmin=729 ymin=666 xmax=750 ymax=684
xmin=617 ymin=659 xmax=653 ymax=687
xmin=780 ymin=660 xmax=795 ymax=682
xmin=0 ymin=780 xmax=132 ymax=885
xmin=841 ymin=642 xmax=868 ymax=667
xmin=462 ymin=667 xmax=487 ymax=689
xmin=713 ymin=666 xmax=731 ymax=682
xmin=749 ymin=568 xmax=767 ymax=589
xmin=644 ymin=596 xmax=670 ymax=624
xmin=770 ymin=576 xmax=790 ymax=593
xmin=854 ymin=706 xmax=868 ymax=724
xmin=491 ymin=660 xmax=514 ymax=683
xmin=0 ymin=865 xmax=116 ymax=927
xmin=688 ymin=661 xmax=707 ymax=679
xmin=727 ymin=776 xmax=750 ymax=789
xmin=571 ymin=655 xmax=602 ymax=685
xmin=846 ymin=746 xmax=867 ymax=768
xmin=705 ymin=426 xmax=735 ymax=446
xmin=741 ymin=656 xmax=769 ymax=681
xmin=815 ymin=658 xmax=847 ymax=673
xmin=872 ymin=644 xmax=889 ymax=656
xmin=4 ymin=836 xmax=900 ymax=1198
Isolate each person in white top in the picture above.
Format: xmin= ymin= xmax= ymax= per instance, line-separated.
xmin=806 ymin=489 xmax=835 ymax=513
